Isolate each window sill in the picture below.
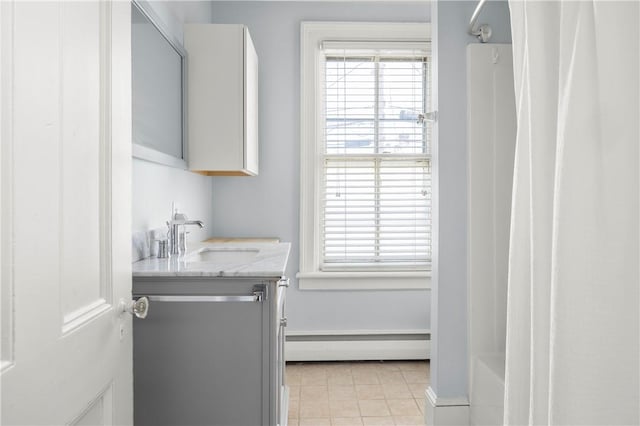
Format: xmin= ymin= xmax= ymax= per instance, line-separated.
xmin=296 ymin=271 xmax=431 ymax=290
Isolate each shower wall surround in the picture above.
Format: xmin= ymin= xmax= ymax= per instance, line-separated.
xmin=467 ymin=43 xmax=516 ymax=426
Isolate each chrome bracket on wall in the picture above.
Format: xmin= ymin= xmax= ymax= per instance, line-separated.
xmin=468 ymin=0 xmax=493 ymax=43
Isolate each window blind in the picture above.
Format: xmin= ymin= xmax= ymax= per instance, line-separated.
xmin=321 ymin=52 xmax=431 ymax=271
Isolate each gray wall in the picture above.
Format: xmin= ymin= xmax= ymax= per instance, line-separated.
xmin=132 ymin=1 xmax=214 ymax=243
xmin=430 ymin=0 xmax=511 ymax=400
xmin=208 ymin=1 xmax=431 ymax=333
xmin=133 ymin=0 xmax=513 ymax=402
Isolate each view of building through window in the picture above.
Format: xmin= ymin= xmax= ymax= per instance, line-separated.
xmin=322 ymin=55 xmax=431 ymax=270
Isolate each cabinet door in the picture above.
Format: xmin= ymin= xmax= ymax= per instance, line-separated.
xmin=185 ymin=25 xmax=244 ymax=173
xmin=244 ymin=28 xmax=259 ymax=175
xmin=185 ymin=24 xmax=259 ymax=176
xmin=134 ymin=295 xmax=265 ymax=426
xmin=275 ymin=284 xmax=288 ymax=425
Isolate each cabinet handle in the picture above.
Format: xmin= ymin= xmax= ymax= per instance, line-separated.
xmin=146 ymin=292 xmax=263 ymax=303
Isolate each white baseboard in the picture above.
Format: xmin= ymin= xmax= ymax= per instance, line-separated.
xmin=285 ymin=330 xmax=430 ymax=361
xmin=424 ymin=386 xmax=470 ymax=426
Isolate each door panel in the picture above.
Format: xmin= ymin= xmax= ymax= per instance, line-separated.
xmin=0 ymin=0 xmax=15 ymax=374
xmin=59 ymin=0 xmax=111 ymax=333
xmin=69 ymin=385 xmax=113 ymax=426
xmin=0 ymin=1 xmax=132 ymax=424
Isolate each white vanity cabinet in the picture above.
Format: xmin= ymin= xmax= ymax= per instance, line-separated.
xmin=184 ymin=24 xmax=258 ymax=176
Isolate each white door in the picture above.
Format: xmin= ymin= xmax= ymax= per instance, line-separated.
xmin=1 ymin=1 xmax=133 ymax=425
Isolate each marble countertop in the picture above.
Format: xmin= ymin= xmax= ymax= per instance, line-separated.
xmin=132 ymin=241 xmax=291 ymax=278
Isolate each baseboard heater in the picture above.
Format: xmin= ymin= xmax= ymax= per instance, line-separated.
xmin=285 ymin=330 xmax=431 ymax=361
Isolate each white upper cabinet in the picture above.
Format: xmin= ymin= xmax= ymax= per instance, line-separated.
xmin=185 ymin=24 xmax=258 ymax=176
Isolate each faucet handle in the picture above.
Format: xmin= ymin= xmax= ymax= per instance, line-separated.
xmin=172 ymin=212 xmax=188 ymax=223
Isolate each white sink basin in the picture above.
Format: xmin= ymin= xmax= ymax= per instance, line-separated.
xmin=187 ymin=247 xmax=259 ymax=263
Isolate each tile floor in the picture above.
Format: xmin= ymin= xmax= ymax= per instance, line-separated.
xmin=286 ymin=360 xmax=429 ymax=426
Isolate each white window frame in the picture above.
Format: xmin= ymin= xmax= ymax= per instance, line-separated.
xmin=298 ymin=22 xmax=432 ymax=291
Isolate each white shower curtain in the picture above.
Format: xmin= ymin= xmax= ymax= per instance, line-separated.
xmin=504 ymin=1 xmax=639 ymax=425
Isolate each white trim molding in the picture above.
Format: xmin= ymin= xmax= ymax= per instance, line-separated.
xmin=297 ymin=271 xmax=430 ymax=290
xmin=286 ymin=329 xmax=430 ymax=361
xmin=424 ymin=386 xmax=470 ymax=426
xmin=0 ymin=0 xmax=15 ymax=373
xmin=299 ymin=21 xmax=431 ymax=291
xmin=132 ymin=143 xmax=187 ymax=170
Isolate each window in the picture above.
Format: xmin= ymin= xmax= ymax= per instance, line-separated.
xmin=299 ymin=22 xmax=431 ymax=290
xmin=323 ymin=54 xmax=430 ymax=271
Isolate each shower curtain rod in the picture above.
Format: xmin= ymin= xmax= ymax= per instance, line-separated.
xmin=468 ymin=0 xmax=492 ymax=43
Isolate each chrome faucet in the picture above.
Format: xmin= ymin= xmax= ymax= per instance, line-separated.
xmin=167 ymin=206 xmax=205 ymax=256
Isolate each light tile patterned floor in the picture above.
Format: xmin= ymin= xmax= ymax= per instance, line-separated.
xmin=286 ymin=360 xmax=429 ymax=426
